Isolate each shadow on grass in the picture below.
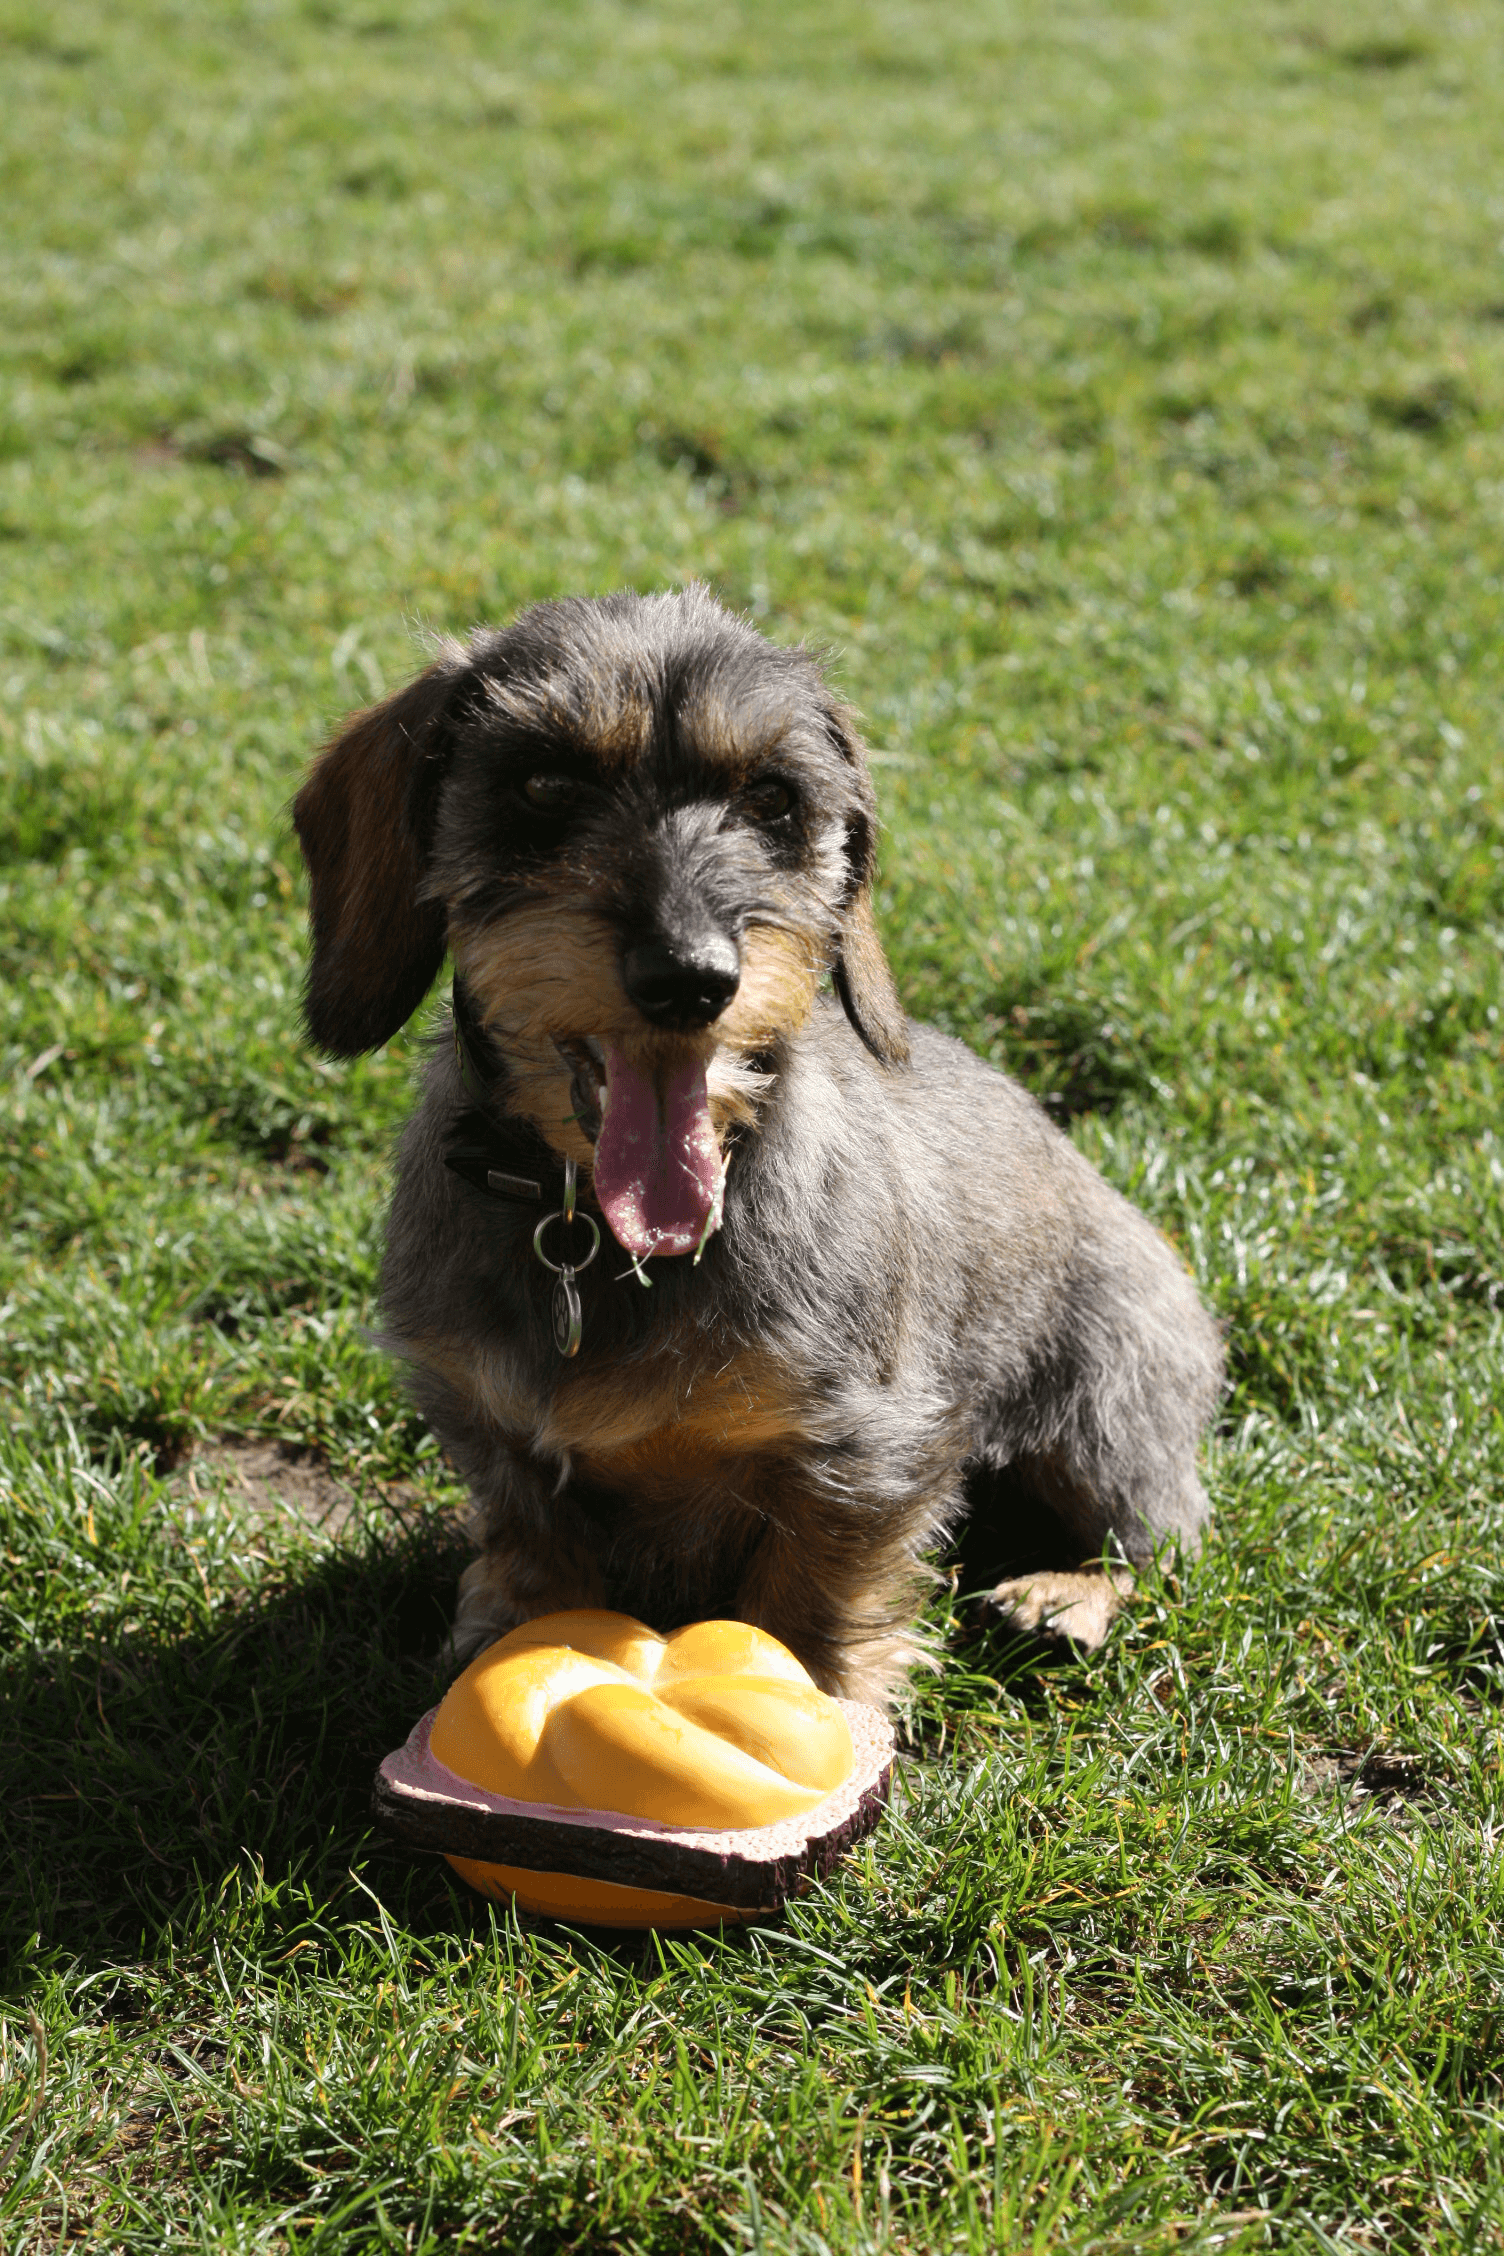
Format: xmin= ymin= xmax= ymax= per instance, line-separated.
xmin=0 ymin=1513 xmax=480 ymax=1983
xmin=0 ymin=1469 xmax=1094 ymax=1987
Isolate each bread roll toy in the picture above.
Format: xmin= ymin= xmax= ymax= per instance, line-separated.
xmin=374 ymin=1611 xmax=895 ymax=1928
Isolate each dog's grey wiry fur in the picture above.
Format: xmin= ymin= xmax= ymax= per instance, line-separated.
xmin=293 ymin=585 xmax=1223 ymax=1705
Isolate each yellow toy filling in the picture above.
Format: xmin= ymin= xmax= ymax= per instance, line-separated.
xmin=428 ymin=1611 xmax=856 ymax=1926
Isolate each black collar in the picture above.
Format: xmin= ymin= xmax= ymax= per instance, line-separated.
xmin=443 ymin=978 xmax=571 ymax=1207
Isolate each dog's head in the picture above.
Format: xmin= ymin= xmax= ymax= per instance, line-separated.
xmin=293 ymin=585 xmax=908 ymax=1258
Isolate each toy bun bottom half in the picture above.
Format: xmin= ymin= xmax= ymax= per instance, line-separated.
xmin=374 ymin=1611 xmax=895 ymax=1930
xmin=443 ymin=1859 xmax=767 ymax=1931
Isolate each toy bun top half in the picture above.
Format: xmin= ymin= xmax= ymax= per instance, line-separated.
xmin=429 ymin=1610 xmax=855 ymax=1832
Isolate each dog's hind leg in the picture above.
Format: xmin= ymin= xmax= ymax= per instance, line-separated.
xmin=985 ymin=1561 xmax=1135 ymax=1650
xmin=978 ymin=1194 xmax=1223 ymax=1653
xmin=968 ymin=1449 xmax=1141 ymax=1651
xmin=958 ymin=1454 xmax=1133 ymax=1652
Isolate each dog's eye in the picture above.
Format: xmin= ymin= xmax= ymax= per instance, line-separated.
xmin=521 ymin=774 xmax=576 ymax=811
xmin=743 ymin=777 xmax=795 ymax=823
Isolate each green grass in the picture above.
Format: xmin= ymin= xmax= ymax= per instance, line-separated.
xmin=3 ymin=0 xmax=1504 ymax=2244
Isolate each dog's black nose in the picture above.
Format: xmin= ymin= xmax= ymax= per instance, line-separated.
xmin=623 ymin=934 xmax=741 ymax=1029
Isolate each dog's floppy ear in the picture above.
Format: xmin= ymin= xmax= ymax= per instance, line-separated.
xmin=823 ymin=704 xmax=911 ymax=1068
xmin=293 ymin=651 xmax=470 ymax=1056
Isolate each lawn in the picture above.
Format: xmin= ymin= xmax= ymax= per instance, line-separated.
xmin=3 ymin=0 xmax=1504 ymax=2245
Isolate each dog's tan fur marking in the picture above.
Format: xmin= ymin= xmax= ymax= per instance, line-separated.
xmin=480 ymin=658 xmax=655 ymax=772
xmin=986 ymin=1565 xmax=1134 ymax=1653
xmin=392 ymin=1325 xmax=807 ymax=1503
xmin=559 ymin=1351 xmax=810 ymax=1496
xmin=675 ymin=688 xmax=795 ymax=778
xmin=451 ymin=905 xmax=822 ymax=1159
xmin=715 ymin=925 xmax=820 ymax=1054
xmin=451 ymin=904 xmax=624 ymax=1164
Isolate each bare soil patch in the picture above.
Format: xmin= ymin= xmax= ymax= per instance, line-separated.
xmin=1300 ymin=1748 xmax=1439 ymax=1817
xmin=176 ymin=1439 xmax=438 ymax=1540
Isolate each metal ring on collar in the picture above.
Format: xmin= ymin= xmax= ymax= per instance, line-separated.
xmin=533 ymin=1207 xmax=601 ymax=1275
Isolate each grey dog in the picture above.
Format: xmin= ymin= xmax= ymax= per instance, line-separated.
xmin=293 ymin=584 xmax=1223 ymax=1703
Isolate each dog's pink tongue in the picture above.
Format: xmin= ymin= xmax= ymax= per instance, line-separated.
xmin=593 ymin=1047 xmax=725 ymax=1259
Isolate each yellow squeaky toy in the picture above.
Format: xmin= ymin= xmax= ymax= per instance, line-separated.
xmin=374 ymin=1612 xmax=896 ymax=1928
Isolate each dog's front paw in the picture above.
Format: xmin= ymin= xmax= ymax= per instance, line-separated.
xmin=982 ymin=1566 xmax=1131 ymax=1653
xmin=442 ymin=1546 xmax=605 ymax=1676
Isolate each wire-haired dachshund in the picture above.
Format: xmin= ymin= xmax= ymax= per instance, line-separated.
xmin=293 ymin=585 xmax=1222 ymax=1702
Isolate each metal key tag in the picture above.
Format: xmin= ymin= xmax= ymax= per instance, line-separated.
xmin=551 ymin=1267 xmax=583 ymax=1358
xmin=534 ymin=1163 xmax=600 ymax=1360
